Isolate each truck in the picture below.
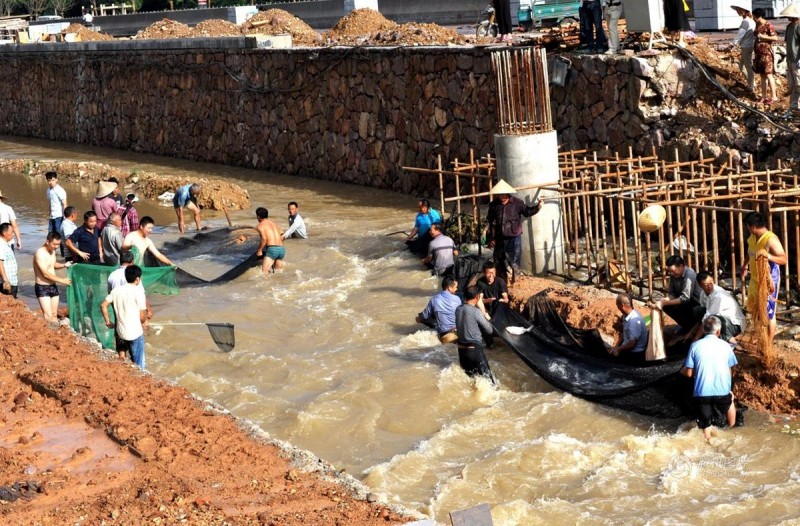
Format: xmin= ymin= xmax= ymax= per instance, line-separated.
xmin=519 ymin=0 xmax=581 ymax=30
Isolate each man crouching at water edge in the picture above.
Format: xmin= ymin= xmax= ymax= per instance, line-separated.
xmin=456 ymin=287 xmax=496 ymax=381
xmin=255 ymin=207 xmax=285 ymax=275
xmin=416 ymin=276 xmax=461 ymax=344
xmin=33 ymin=232 xmax=72 ymax=323
xmin=681 ymin=316 xmax=738 ymax=441
xmin=609 ymin=293 xmax=648 ymax=363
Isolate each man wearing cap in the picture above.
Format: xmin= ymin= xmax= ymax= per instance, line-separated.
xmin=782 ymin=3 xmax=800 ymax=117
xmin=92 ymin=180 xmax=118 ymax=231
xmin=732 ymin=5 xmax=756 ymax=94
xmin=173 ymin=183 xmax=202 ymax=234
xmin=116 ymin=193 xmax=140 ymax=237
xmin=485 ymin=179 xmax=542 ymax=283
xmin=0 ymin=190 xmax=21 ymax=251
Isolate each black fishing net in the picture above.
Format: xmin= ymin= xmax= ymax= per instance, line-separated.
xmin=206 ymin=322 xmax=236 ymax=352
xmin=153 ymin=226 xmax=260 ymax=286
xmin=491 ymin=296 xmax=695 ymax=419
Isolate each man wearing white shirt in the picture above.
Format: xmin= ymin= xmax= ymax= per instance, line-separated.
xmin=101 ymin=265 xmax=147 ymax=368
xmin=282 ymin=201 xmax=308 ymax=240
xmin=0 ymin=190 xmax=21 ymax=250
xmin=690 ymin=272 xmax=746 ymax=344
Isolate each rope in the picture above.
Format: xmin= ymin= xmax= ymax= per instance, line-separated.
xmin=746 ymin=253 xmax=774 ymax=367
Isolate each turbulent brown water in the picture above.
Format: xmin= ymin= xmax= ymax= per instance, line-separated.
xmin=2 ymin=136 xmax=800 ymax=525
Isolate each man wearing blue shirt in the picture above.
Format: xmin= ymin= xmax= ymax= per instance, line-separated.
xmin=416 ymin=276 xmax=462 ymax=344
xmin=681 ymin=316 xmax=738 ymax=440
xmin=405 ymin=199 xmax=442 ymax=257
xmin=173 ymin=183 xmax=202 ymax=234
xmin=609 ymin=293 xmax=648 ymax=362
xmin=65 ymin=211 xmax=102 ymax=264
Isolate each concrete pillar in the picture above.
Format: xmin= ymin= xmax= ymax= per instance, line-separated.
xmin=493 ymin=130 xmax=564 ymax=275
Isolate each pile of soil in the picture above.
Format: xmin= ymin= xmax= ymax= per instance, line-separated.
xmin=62 ymin=23 xmax=114 ymax=42
xmin=134 ymin=18 xmax=193 ymax=40
xmin=327 ymin=8 xmax=398 ymax=38
xmin=242 ymin=9 xmax=322 ymax=47
xmin=0 ymin=295 xmax=412 ymax=525
xmin=191 ymin=19 xmax=242 ymax=38
xmin=0 ymin=159 xmax=250 ymax=211
xmin=509 ymin=274 xmax=800 ymax=416
xmin=325 ymin=10 xmax=464 ymax=46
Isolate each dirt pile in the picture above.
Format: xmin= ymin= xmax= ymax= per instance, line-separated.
xmin=0 ymin=295 xmax=411 ymax=525
xmin=242 ymin=9 xmax=322 ymax=46
xmin=191 ymin=19 xmax=242 ymax=38
xmin=62 ymin=23 xmax=114 ymax=42
xmin=326 ymin=10 xmax=464 ymax=46
xmin=0 ymin=159 xmax=250 ymax=211
xmin=135 ymin=18 xmax=193 ymax=40
xmin=327 ymin=8 xmax=398 ymax=38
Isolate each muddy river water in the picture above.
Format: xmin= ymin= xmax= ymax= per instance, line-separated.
xmin=2 ymin=137 xmax=799 ymax=525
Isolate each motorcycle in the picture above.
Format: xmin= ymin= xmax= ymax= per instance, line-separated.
xmin=475 ymin=4 xmax=498 ymax=39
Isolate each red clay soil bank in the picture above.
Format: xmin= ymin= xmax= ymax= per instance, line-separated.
xmin=510 ymin=275 xmax=800 ymax=417
xmin=0 ymin=295 xmax=411 ymax=525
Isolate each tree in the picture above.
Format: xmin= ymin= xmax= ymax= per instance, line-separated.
xmin=0 ymin=0 xmax=20 ymax=16
xmin=50 ymin=0 xmax=73 ymax=17
xmin=21 ymin=0 xmax=52 ymax=19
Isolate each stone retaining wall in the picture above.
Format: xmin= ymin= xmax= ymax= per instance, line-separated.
xmin=0 ymin=43 xmax=692 ymax=196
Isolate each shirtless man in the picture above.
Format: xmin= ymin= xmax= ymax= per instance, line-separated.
xmin=33 ymin=232 xmax=72 ymax=322
xmin=121 ymin=216 xmax=173 ymax=267
xmin=255 ymin=207 xmax=285 ymax=275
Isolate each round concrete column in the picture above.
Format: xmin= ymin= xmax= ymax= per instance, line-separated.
xmin=493 ymin=130 xmax=564 ymax=275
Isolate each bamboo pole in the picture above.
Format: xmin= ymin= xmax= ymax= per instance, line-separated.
xmin=437 ymin=155 xmax=445 ymax=215
xmin=728 ymin=170 xmax=737 ymax=292
xmin=711 ymin=183 xmax=720 ymax=281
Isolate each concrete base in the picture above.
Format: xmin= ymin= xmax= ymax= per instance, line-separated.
xmin=494 ymin=131 xmax=564 ymax=275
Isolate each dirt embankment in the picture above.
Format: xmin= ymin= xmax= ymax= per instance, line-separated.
xmin=0 ymin=295 xmax=411 ymax=525
xmin=0 ymin=159 xmax=250 ymax=212
xmin=509 ymin=275 xmax=800 ymax=417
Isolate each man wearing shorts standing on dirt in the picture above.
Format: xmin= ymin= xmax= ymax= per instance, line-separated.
xmin=33 ymin=232 xmax=72 ymax=323
xmin=741 ymin=211 xmax=787 ymax=347
xmin=173 ymin=183 xmax=202 ymax=234
xmin=101 ymin=264 xmax=147 ymax=369
xmin=681 ymin=316 xmax=738 ymax=441
xmin=255 ymin=207 xmax=284 ymax=275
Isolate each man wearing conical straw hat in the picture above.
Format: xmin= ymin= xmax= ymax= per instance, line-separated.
xmin=781 ymin=3 xmax=800 ymax=118
xmin=485 ymin=179 xmax=542 ymax=284
xmin=92 ymin=179 xmax=118 ymax=231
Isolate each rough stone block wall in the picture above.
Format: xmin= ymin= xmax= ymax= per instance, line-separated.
xmin=0 ymin=46 xmax=692 ymax=196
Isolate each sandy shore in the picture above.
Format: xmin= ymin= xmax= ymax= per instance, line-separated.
xmin=0 ymin=294 xmax=413 ymax=525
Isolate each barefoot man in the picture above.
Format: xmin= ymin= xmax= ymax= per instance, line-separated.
xmin=255 ymin=207 xmax=285 ymax=275
xmin=33 ymin=232 xmax=72 ymax=322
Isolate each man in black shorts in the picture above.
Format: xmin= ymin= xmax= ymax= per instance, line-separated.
xmin=33 ymin=232 xmax=72 ymax=322
xmin=681 ymin=316 xmax=738 ymax=440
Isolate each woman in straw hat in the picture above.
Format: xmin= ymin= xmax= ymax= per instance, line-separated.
xmin=92 ymin=179 xmax=118 ymax=231
xmin=484 ymin=179 xmax=541 ymax=284
xmin=781 ymin=3 xmax=800 ymax=118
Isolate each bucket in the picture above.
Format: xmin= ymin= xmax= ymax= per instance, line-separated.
xmin=549 ymin=57 xmax=571 ymax=87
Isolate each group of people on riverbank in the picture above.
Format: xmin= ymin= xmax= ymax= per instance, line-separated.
xmin=607 ymin=211 xmax=785 ymax=439
xmin=407 ymin=186 xmax=783 ymax=439
xmin=0 ymin=170 xmax=309 ymax=371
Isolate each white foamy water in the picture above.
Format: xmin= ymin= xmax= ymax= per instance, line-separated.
xmin=3 ymin=137 xmax=800 ymax=525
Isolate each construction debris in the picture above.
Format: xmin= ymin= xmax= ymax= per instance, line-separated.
xmin=242 ymin=9 xmax=322 ymax=46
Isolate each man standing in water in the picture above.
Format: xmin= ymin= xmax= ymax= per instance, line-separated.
xmin=282 ymin=201 xmax=308 ymax=240
xmin=256 ymin=207 xmax=285 ymax=275
xmin=456 ymin=286 xmax=495 ymax=381
xmin=173 ymin=183 xmax=202 ymax=234
xmin=681 ymin=316 xmax=738 ymax=441
xmin=101 ymin=264 xmax=147 ymax=369
xmin=33 ymin=232 xmax=72 ymax=322
xmin=741 ymin=211 xmax=788 ymax=347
